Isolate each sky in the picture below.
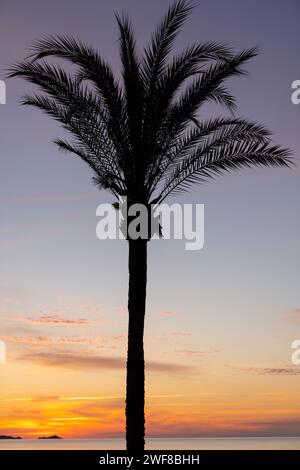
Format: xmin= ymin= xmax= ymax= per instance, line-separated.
xmin=0 ymin=0 xmax=300 ymax=440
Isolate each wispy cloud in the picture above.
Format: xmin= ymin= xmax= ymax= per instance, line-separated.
xmin=152 ymin=331 xmax=192 ymax=342
xmin=147 ymin=414 xmax=300 ymax=438
xmin=233 ymin=418 xmax=300 ymax=437
xmin=19 ymin=351 xmax=193 ymax=373
xmin=230 ymin=365 xmax=300 ymax=376
xmin=4 ymin=335 xmax=92 ymax=345
xmin=286 ymin=308 xmax=300 ymax=323
xmin=0 ymin=394 xmax=181 ymax=403
xmin=15 ymin=314 xmax=93 ymax=326
xmin=169 ymin=332 xmax=192 ymax=337
xmin=157 ymin=310 xmax=175 ymax=317
xmin=176 ymin=349 xmax=221 ymax=357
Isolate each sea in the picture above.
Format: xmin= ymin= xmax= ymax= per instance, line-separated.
xmin=0 ymin=437 xmax=300 ymax=450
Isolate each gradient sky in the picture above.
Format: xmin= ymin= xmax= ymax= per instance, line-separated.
xmin=0 ymin=0 xmax=300 ymax=439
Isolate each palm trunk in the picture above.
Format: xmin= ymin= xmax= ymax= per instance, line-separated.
xmin=126 ymin=239 xmax=147 ymax=452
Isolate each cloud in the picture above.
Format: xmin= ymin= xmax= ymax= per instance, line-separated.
xmin=0 ymin=396 xmax=59 ymax=402
xmin=169 ymin=332 xmax=192 ymax=337
xmin=21 ymin=352 xmax=124 ymax=369
xmin=230 ymin=365 xmax=300 ymax=376
xmin=237 ymin=418 xmax=300 ymax=437
xmin=16 ymin=314 xmax=93 ymax=326
xmin=4 ymin=335 xmax=92 ymax=345
xmin=152 ymin=331 xmax=192 ymax=342
xmin=148 ymin=361 xmax=191 ymax=373
xmin=176 ymin=349 xmax=221 ymax=357
xmin=0 ymin=393 xmax=181 ymax=403
xmin=147 ymin=416 xmax=300 ymax=438
xmin=157 ymin=310 xmax=174 ymax=317
xmin=254 ymin=367 xmax=300 ymax=376
xmin=286 ymin=308 xmax=300 ymax=323
xmin=19 ymin=351 xmax=192 ymax=374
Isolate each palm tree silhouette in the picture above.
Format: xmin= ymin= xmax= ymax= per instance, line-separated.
xmin=9 ymin=0 xmax=291 ymax=452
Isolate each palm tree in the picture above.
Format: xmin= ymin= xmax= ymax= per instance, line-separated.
xmin=9 ymin=0 xmax=291 ymax=453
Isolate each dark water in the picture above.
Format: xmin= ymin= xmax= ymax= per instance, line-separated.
xmin=0 ymin=437 xmax=300 ymax=450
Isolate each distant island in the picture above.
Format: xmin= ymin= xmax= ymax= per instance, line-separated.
xmin=0 ymin=435 xmax=63 ymax=440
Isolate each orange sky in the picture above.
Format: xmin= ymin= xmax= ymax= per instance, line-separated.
xmin=1 ymin=297 xmax=300 ymax=439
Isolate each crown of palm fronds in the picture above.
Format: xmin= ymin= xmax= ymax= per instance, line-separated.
xmin=8 ymin=0 xmax=292 ymax=205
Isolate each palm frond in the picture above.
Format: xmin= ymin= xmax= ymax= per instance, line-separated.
xmin=141 ymin=0 xmax=193 ymax=166
xmin=142 ymin=41 xmax=234 ymax=164
xmin=9 ymin=4 xmax=292 ymax=204
xmin=147 ymin=117 xmax=272 ymax=193
xmin=8 ymin=60 xmax=126 ymax=187
xmin=23 ymin=35 xmax=129 ymax=157
xmin=158 ymin=139 xmax=292 ymax=202
xmin=116 ymin=13 xmax=144 ymax=182
xmin=24 ymin=94 xmax=123 ymax=183
xmin=54 ymin=138 xmax=125 ymax=196
xmin=142 ymin=0 xmax=193 ymax=86
xmin=159 ymin=47 xmax=259 ymax=146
